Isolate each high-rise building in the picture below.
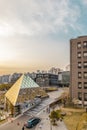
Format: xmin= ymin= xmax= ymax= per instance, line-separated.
xmin=70 ymin=36 xmax=87 ymax=106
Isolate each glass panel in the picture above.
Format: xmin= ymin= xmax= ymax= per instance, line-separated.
xmin=78 ymin=52 xmax=81 ymax=58
xmin=78 ymin=92 xmax=82 ymax=100
xmin=78 ymin=82 xmax=82 ymax=89
xmin=83 ymin=51 xmax=87 ymax=57
xmin=84 ymin=62 xmax=87 ymax=68
xmin=84 ymin=82 xmax=87 ymax=89
xmin=84 ymin=93 xmax=87 ymax=101
xmin=77 ymin=42 xmax=81 ymax=48
xmin=84 ymin=72 xmax=87 ymax=78
xmin=78 ymin=62 xmax=81 ymax=68
xmin=78 ymin=72 xmax=82 ymax=78
xmin=83 ymin=41 xmax=87 ymax=47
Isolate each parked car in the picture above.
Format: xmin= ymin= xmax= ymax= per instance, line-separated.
xmin=25 ymin=117 xmax=41 ymax=128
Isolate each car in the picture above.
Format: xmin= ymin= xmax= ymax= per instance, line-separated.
xmin=25 ymin=117 xmax=41 ymax=128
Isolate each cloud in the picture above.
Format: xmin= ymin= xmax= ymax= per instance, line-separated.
xmin=0 ymin=0 xmax=83 ymax=73
xmin=0 ymin=0 xmax=81 ymax=37
xmin=82 ymin=0 xmax=87 ymax=5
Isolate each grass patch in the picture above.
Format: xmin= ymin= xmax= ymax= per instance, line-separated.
xmin=77 ymin=113 xmax=87 ymax=130
xmin=64 ymin=112 xmax=83 ymax=130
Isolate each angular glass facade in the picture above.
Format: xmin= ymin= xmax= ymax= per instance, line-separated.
xmin=5 ymin=74 xmax=40 ymax=106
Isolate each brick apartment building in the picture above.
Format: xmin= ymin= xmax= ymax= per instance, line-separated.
xmin=70 ymin=36 xmax=87 ymax=106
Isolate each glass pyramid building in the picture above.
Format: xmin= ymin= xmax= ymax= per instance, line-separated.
xmin=5 ymin=74 xmax=48 ymax=116
xmin=5 ymin=74 xmax=46 ymax=106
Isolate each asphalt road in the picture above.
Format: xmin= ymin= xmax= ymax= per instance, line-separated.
xmin=0 ymin=88 xmax=66 ymax=130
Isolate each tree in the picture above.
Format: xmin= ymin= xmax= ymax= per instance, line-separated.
xmin=49 ymin=110 xmax=62 ymax=125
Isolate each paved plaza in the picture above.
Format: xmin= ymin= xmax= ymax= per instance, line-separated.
xmin=36 ymin=107 xmax=68 ymax=130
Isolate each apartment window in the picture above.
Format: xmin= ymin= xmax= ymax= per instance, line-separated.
xmin=78 ymin=92 xmax=82 ymax=100
xmin=78 ymin=82 xmax=82 ymax=89
xmin=77 ymin=42 xmax=81 ymax=48
xmin=78 ymin=72 xmax=82 ymax=78
xmin=83 ymin=41 xmax=87 ymax=48
xmin=84 ymin=93 xmax=87 ymax=101
xmin=84 ymin=82 xmax=87 ymax=89
xmin=84 ymin=72 xmax=87 ymax=78
xmin=78 ymin=62 xmax=81 ymax=68
xmin=78 ymin=52 xmax=81 ymax=58
xmin=83 ymin=51 xmax=87 ymax=57
xmin=83 ymin=61 xmax=87 ymax=68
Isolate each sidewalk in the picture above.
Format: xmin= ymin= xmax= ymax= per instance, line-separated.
xmin=36 ymin=108 xmax=68 ymax=130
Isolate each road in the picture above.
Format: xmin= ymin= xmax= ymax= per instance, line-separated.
xmin=0 ymin=88 xmax=66 ymax=130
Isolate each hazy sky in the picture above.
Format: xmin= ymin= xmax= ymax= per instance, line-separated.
xmin=0 ymin=0 xmax=87 ymax=74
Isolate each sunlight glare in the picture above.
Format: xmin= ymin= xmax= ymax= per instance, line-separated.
xmin=0 ymin=44 xmax=15 ymax=62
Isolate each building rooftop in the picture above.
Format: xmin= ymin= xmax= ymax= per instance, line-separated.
xmin=70 ymin=35 xmax=87 ymax=40
xmin=78 ymin=35 xmax=87 ymax=38
xmin=5 ymin=74 xmax=40 ymax=106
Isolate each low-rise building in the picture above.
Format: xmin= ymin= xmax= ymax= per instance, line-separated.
xmin=0 ymin=75 xmax=10 ymax=84
xmin=36 ymin=73 xmax=58 ymax=87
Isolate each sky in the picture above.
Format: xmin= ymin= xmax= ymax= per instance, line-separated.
xmin=0 ymin=0 xmax=87 ymax=75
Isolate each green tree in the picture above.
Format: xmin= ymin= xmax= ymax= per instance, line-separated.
xmin=49 ymin=110 xmax=62 ymax=125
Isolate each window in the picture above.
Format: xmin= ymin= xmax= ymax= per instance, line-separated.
xmin=78 ymin=72 xmax=82 ymax=78
xmin=84 ymin=82 xmax=87 ymax=89
xmin=78 ymin=92 xmax=82 ymax=100
xmin=77 ymin=52 xmax=81 ymax=58
xmin=84 ymin=72 xmax=87 ymax=78
xmin=77 ymin=42 xmax=81 ymax=48
xmin=78 ymin=82 xmax=82 ymax=89
xmin=78 ymin=62 xmax=81 ymax=68
xmin=83 ymin=51 xmax=87 ymax=57
xmin=84 ymin=93 xmax=87 ymax=101
xmin=83 ymin=61 xmax=87 ymax=68
xmin=83 ymin=41 xmax=87 ymax=48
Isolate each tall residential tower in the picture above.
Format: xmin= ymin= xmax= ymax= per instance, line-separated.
xmin=70 ymin=36 xmax=87 ymax=106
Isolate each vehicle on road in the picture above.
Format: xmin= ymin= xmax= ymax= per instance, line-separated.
xmin=25 ymin=117 xmax=41 ymax=128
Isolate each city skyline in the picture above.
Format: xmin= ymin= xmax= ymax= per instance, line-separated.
xmin=0 ymin=0 xmax=87 ymax=74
